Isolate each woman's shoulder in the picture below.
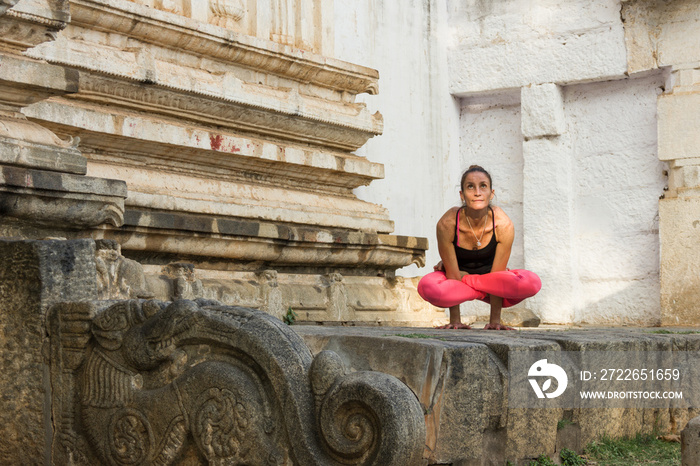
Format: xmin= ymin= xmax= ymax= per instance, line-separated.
xmin=491 ymin=205 xmax=514 ymax=235
xmin=437 ymin=206 xmax=460 ymax=231
xmin=491 ymin=205 xmax=511 ymax=222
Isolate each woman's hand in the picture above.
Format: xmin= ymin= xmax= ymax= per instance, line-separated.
xmin=435 ymin=261 xmax=469 ymax=280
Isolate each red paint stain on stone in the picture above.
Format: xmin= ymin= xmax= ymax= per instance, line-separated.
xmin=210 ymin=134 xmax=224 ymax=151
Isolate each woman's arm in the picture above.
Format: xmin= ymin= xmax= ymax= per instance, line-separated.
xmin=490 ymin=207 xmax=514 ymax=273
xmin=436 ymin=208 xmax=462 ymax=280
xmin=484 ymin=207 xmax=515 ymax=330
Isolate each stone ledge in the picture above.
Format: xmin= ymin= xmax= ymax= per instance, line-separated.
xmin=23 ymin=101 xmax=386 ymax=188
xmin=0 ymin=165 xmax=126 ymax=196
xmin=0 ymin=55 xmax=79 ymax=105
xmin=58 ymin=72 xmax=383 ymax=152
xmin=295 ymin=326 xmax=700 ymax=464
xmin=0 ymin=165 xmax=127 ymax=227
xmin=96 ymin=209 xmax=427 ymax=270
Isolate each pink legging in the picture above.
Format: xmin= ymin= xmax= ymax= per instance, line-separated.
xmin=417 ymin=270 xmax=541 ymax=308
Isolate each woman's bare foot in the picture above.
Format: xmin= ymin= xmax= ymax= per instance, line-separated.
xmin=435 ymin=322 xmax=472 ymax=329
xmin=483 ymin=323 xmax=515 ymax=330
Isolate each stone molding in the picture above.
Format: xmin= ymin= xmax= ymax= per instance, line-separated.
xmin=48 ymin=299 xmax=426 ymax=465
xmin=62 ymin=72 xmax=382 ymax=152
xmin=24 ymin=100 xmax=384 ymax=191
xmin=0 ymin=0 xmax=68 ymax=53
xmin=65 ymin=0 xmax=378 ymax=96
xmin=142 ymin=265 xmax=440 ymax=326
xmin=0 ymin=165 xmax=127 ymax=227
xmin=0 ymin=54 xmax=129 ymax=230
xmin=93 ymin=209 xmax=426 ymax=270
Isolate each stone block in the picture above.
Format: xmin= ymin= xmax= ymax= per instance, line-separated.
xmin=501 ymin=307 xmax=540 ymax=327
xmin=0 ymin=0 xmax=68 ymax=53
xmin=449 ymin=24 xmax=627 ymax=96
xmin=0 ymin=239 xmax=96 ymax=464
xmin=521 ymin=83 xmax=565 ymax=139
xmin=682 ymin=415 xmax=700 ymax=466
xmin=655 ymin=1 xmax=700 ymax=68
xmin=660 ymin=197 xmax=700 ymax=325
xmin=658 ymin=93 xmax=700 ymax=161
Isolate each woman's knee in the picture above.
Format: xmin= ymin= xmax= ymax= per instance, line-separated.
xmin=417 ymin=275 xmax=442 ymax=302
xmin=418 ymin=272 xmax=451 ymax=306
xmin=517 ymin=270 xmax=542 ymax=296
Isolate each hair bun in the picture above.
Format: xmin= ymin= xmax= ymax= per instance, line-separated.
xmin=460 ymin=165 xmax=493 ymax=189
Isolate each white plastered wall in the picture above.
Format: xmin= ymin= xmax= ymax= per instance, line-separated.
xmin=335 ymin=0 xmax=669 ymax=325
xmin=333 ymin=0 xmax=460 ymax=278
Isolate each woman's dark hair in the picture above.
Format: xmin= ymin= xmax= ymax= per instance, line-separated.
xmin=460 ymin=165 xmax=492 ymax=191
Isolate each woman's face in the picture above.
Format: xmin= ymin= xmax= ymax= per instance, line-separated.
xmin=460 ymin=172 xmax=493 ymax=210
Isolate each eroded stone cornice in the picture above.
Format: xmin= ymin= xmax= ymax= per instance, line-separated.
xmin=66 ymin=72 xmax=381 ymax=152
xmin=68 ymin=0 xmax=379 ymax=96
xmin=96 ymin=209 xmax=427 ymax=270
xmin=0 ymin=6 xmax=67 ymax=52
xmin=23 ymin=100 xmax=385 ymax=190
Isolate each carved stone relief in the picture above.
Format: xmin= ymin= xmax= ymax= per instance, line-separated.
xmin=161 ymin=262 xmax=204 ymax=300
xmin=209 ymin=0 xmax=245 ymax=29
xmin=49 ymin=299 xmax=426 ymax=465
xmin=95 ymin=240 xmax=154 ymax=300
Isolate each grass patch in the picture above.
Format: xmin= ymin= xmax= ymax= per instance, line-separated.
xmin=527 ymin=455 xmax=557 ymax=466
xmin=583 ymin=432 xmax=680 ymax=465
xmin=283 ymin=307 xmax=297 ymax=325
xmin=557 ymin=418 xmax=574 ymax=431
xmin=521 ymin=431 xmax=680 ymax=466
xmin=560 ymin=448 xmax=587 ymax=465
xmin=525 ymin=449 xmax=587 ymax=466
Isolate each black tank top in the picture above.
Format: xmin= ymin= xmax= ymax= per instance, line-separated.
xmin=453 ymin=207 xmax=497 ymax=275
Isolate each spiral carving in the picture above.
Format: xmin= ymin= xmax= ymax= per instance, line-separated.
xmin=194 ymin=387 xmax=249 ymax=461
xmin=320 ymin=398 xmax=377 ymax=461
xmin=109 ymin=408 xmax=153 ymax=465
xmin=318 ymin=371 xmax=425 ymax=465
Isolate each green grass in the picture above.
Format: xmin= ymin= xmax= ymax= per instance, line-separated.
xmin=527 ymin=449 xmax=587 ymax=466
xmin=557 ymin=418 xmax=574 ymax=431
xmin=528 ymin=455 xmax=557 ymax=466
xmin=283 ymin=307 xmax=297 ymax=325
xmin=583 ymin=432 xmax=680 ymax=465
xmin=560 ymin=448 xmax=587 ymax=466
xmin=520 ymin=431 xmax=680 ymax=466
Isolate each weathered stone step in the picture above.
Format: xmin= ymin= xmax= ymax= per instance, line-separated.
xmin=295 ymin=325 xmax=700 ymax=465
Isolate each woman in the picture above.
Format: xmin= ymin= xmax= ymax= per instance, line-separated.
xmin=417 ymin=165 xmax=541 ymax=330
